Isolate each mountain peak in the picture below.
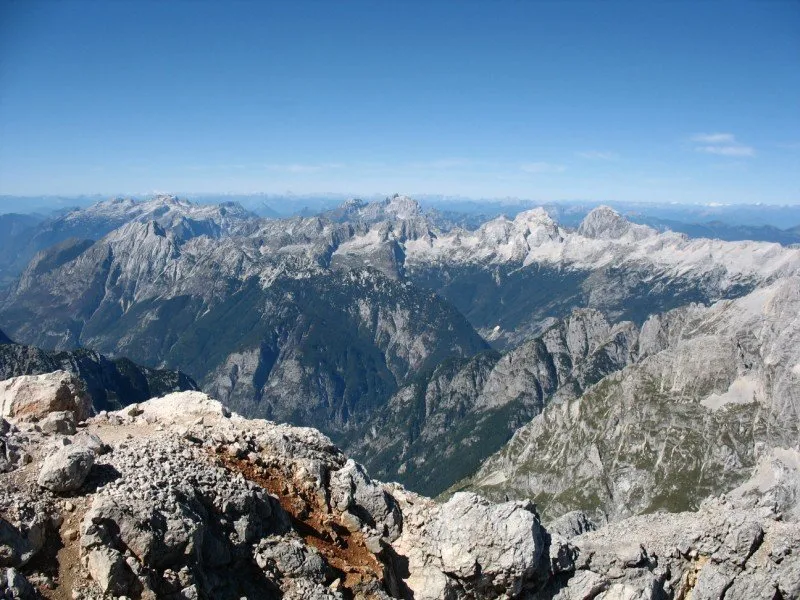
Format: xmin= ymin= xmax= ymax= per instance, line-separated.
xmin=578 ymin=205 xmax=654 ymax=240
xmin=341 ymin=198 xmax=367 ymax=210
xmin=151 ymin=193 xmax=182 ymax=204
xmin=513 ymin=207 xmax=557 ymax=228
xmin=511 ymin=208 xmax=563 ymax=245
xmin=383 ymin=194 xmax=422 ymax=219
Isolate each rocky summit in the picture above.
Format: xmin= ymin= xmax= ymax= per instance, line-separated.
xmin=1 ymin=384 xmax=798 ymax=600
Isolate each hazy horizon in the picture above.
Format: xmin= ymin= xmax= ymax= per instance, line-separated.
xmin=5 ymin=190 xmax=800 ymax=208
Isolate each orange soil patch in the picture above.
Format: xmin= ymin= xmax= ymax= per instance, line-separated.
xmin=214 ymin=451 xmax=385 ymax=593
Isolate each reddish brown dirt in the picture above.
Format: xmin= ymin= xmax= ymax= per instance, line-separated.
xmin=214 ymin=451 xmax=385 ymax=593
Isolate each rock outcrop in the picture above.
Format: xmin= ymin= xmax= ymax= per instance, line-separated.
xmin=463 ymin=277 xmax=800 ymax=521
xmin=0 ymin=390 xmax=548 ymax=599
xmin=1 ymin=388 xmax=796 ymax=599
xmin=0 ymin=371 xmax=92 ymax=422
xmin=576 ymin=205 xmax=655 ymax=241
xmin=544 ymin=498 xmax=800 ymax=600
xmin=37 ymin=445 xmax=95 ymax=493
xmin=390 ymin=489 xmax=544 ymax=599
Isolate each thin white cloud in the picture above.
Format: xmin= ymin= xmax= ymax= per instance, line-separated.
xmin=691 ymin=133 xmax=755 ymax=157
xmin=264 ymin=163 xmax=345 ymax=173
xmin=697 ymin=145 xmax=755 ymax=157
xmin=576 ymin=151 xmax=619 ymax=160
xmin=520 ymin=162 xmax=566 ymax=174
xmin=691 ymin=133 xmax=736 ymax=144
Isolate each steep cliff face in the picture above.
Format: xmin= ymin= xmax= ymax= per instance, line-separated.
xmin=0 ymin=203 xmax=487 ymax=436
xmin=463 ymin=277 xmax=800 ymax=522
xmin=198 ymin=270 xmax=488 ymax=433
xmin=346 ymin=309 xmax=640 ymax=496
xmin=323 ymin=194 xmax=425 ymax=224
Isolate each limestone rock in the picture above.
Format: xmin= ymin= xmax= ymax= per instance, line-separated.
xmin=544 ymin=500 xmax=800 ymax=600
xmin=392 ymin=489 xmax=544 ymax=599
xmin=329 ymin=460 xmax=401 ymax=541
xmin=0 ymin=517 xmax=47 ymax=569
xmin=39 ymin=410 xmax=76 ymax=435
xmin=548 ymin=511 xmax=598 ymax=540
xmin=71 ymin=431 xmax=109 ymax=455
xmin=0 ymin=420 xmax=30 ymax=473
xmin=2 ymin=389 xmax=797 ymax=599
xmin=466 ymin=278 xmax=800 ymax=522
xmin=349 ymin=308 xmax=640 ymax=497
xmin=37 ymin=445 xmax=94 ymax=492
xmin=254 ymin=536 xmax=331 ymax=583
xmin=0 ymin=371 xmax=92 ymax=422
xmin=577 ymin=205 xmax=655 ymax=241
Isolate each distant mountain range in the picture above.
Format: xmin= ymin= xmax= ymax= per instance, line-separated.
xmin=1 ymin=193 xmax=800 ymax=525
xmin=3 ymin=194 xmax=800 ymax=292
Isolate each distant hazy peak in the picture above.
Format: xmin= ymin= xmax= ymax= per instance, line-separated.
xmin=513 ymin=207 xmax=561 ymax=231
xmin=340 ymin=198 xmax=367 ymax=211
xmin=107 ymin=197 xmax=137 ymax=206
xmin=382 ymin=194 xmax=423 ymax=219
xmin=151 ymin=193 xmax=182 ymax=204
xmin=329 ymin=194 xmax=424 ymax=223
xmin=578 ymin=205 xmax=654 ymax=241
xmin=468 ymin=207 xmax=562 ymax=247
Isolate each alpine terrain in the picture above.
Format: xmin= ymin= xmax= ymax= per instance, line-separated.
xmin=1 ymin=194 xmax=799 ymax=599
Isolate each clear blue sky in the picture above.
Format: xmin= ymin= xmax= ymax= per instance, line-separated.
xmin=1 ymin=0 xmax=799 ymax=203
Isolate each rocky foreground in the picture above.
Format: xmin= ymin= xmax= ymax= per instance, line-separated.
xmin=1 ymin=376 xmax=798 ymax=599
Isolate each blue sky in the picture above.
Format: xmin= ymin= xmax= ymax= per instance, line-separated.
xmin=1 ymin=1 xmax=798 ymax=203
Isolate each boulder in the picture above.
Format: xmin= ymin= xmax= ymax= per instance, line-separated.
xmin=0 ymin=421 xmax=31 ymax=473
xmin=39 ymin=410 xmax=76 ymax=435
xmin=71 ymin=431 xmax=110 ymax=455
xmin=392 ymin=490 xmax=545 ymax=599
xmin=37 ymin=446 xmax=94 ymax=492
xmin=548 ymin=510 xmax=598 ymax=540
xmin=84 ymin=545 xmax=137 ymax=597
xmin=329 ymin=459 xmax=401 ymax=541
xmin=254 ymin=536 xmax=331 ymax=583
xmin=0 ymin=371 xmax=92 ymax=423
